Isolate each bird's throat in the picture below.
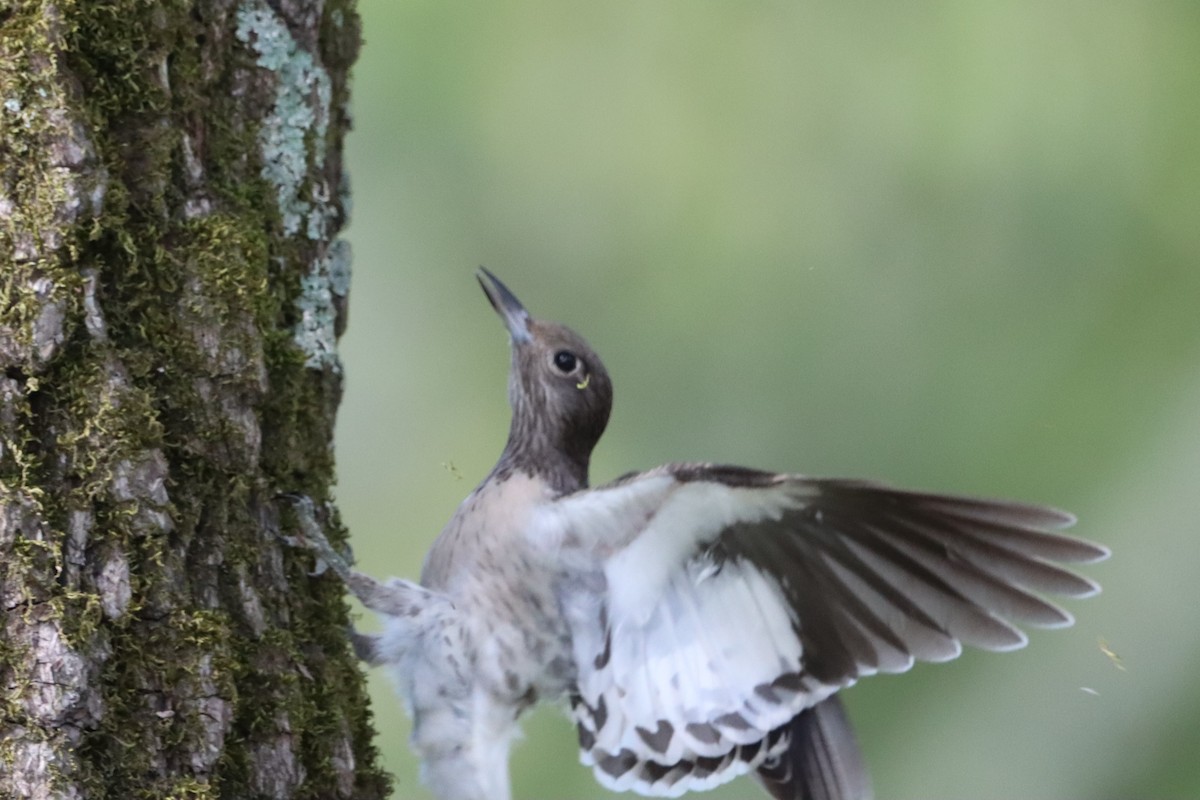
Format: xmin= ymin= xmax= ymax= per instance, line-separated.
xmin=496 ymin=422 xmax=591 ymax=496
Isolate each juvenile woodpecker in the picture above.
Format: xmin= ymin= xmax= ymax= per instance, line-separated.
xmin=296 ymin=269 xmax=1108 ymax=800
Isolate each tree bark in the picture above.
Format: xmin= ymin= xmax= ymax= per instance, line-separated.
xmin=1 ymin=1 xmax=387 ymax=798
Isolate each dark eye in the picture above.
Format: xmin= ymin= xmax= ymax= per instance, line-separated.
xmin=553 ymin=350 xmax=578 ymax=373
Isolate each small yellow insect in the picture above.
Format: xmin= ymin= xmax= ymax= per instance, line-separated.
xmin=1098 ymin=637 xmax=1126 ymax=671
xmin=576 ymin=374 xmax=590 ymax=390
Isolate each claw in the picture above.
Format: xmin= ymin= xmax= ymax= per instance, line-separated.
xmin=281 ymin=494 xmax=354 ymax=581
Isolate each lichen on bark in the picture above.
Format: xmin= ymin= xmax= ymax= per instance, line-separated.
xmin=1 ymin=1 xmax=386 ymax=798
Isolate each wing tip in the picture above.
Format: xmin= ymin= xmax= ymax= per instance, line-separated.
xmin=1078 ymin=541 xmax=1112 ymax=564
xmin=991 ymin=628 xmax=1030 ymax=653
xmin=1073 ymin=574 xmax=1104 ymax=598
xmin=1031 ymin=604 xmax=1076 ymax=629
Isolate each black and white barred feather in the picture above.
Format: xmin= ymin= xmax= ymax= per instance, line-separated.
xmin=533 ymin=463 xmax=1107 ymax=798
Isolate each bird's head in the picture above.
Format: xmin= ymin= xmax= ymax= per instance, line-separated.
xmin=477 ymin=268 xmax=613 ymax=490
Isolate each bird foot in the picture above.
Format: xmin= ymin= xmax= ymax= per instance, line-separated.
xmin=280 ymin=494 xmax=355 ymax=582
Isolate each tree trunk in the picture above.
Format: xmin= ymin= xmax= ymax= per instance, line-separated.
xmin=1 ymin=1 xmax=387 ymax=798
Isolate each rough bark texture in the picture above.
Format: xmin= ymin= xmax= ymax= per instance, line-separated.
xmin=0 ymin=1 xmax=388 ymax=798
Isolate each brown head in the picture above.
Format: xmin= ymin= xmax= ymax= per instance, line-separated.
xmin=477 ymin=268 xmax=614 ymax=492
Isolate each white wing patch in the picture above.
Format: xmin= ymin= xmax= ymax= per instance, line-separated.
xmin=557 ymin=481 xmax=830 ymax=795
xmin=526 ymin=473 xmax=678 ymax=565
xmin=603 ymin=482 xmax=799 ymax=626
xmin=572 ymin=557 xmax=831 ymax=795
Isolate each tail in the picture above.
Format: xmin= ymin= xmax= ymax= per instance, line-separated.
xmin=755 ymin=696 xmax=873 ymax=800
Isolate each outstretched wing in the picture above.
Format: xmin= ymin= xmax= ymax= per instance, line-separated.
xmin=538 ymin=463 xmax=1108 ymax=798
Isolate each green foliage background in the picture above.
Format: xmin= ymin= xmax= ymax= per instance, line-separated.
xmin=334 ymin=3 xmax=1200 ymax=798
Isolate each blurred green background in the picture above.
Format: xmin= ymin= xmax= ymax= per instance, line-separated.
xmin=333 ymin=2 xmax=1200 ymax=798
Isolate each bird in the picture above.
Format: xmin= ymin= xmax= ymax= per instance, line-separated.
xmin=293 ymin=268 xmax=1109 ymax=800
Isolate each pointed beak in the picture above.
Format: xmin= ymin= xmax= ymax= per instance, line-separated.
xmin=477 ymin=267 xmax=532 ymax=344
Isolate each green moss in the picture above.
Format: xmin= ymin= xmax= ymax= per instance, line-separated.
xmin=81 ymin=609 xmax=240 ymax=796
xmin=0 ymin=7 xmax=95 ymax=348
xmin=0 ymin=603 xmax=33 ymax=721
xmin=186 ymin=217 xmax=273 ymax=321
xmin=161 ymin=779 xmax=221 ymax=800
xmin=50 ymin=358 xmax=165 ymax=485
xmin=3 ymin=0 xmax=385 ymax=796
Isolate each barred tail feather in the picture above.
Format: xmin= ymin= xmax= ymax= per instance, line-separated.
xmin=756 ymin=697 xmax=872 ymax=800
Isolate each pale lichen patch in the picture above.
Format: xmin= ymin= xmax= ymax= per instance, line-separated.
xmin=294 ymin=238 xmax=351 ymax=371
xmin=235 ymin=0 xmax=334 ymax=240
xmin=326 ymin=237 xmax=352 ymax=298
